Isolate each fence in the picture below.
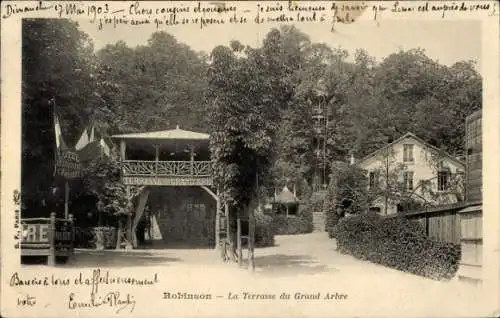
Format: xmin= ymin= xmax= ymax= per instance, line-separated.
xmin=386 ymin=200 xmax=482 ymax=245
xmin=387 ymin=201 xmax=483 ymax=284
xmin=20 ymin=212 xmax=75 ymax=265
xmin=457 ymin=204 xmax=482 ymax=284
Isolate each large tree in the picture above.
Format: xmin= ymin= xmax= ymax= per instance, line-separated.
xmin=96 ymin=32 xmax=209 ymax=134
xmin=22 ymin=19 xmax=104 ymax=216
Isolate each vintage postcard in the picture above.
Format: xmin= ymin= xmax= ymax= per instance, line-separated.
xmin=1 ymin=1 xmax=499 ymax=317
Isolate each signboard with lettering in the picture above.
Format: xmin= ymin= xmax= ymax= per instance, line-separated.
xmin=20 ymin=218 xmax=74 ymax=258
xmin=22 ymin=223 xmax=50 ymax=243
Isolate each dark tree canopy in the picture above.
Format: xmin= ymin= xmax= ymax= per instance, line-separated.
xmin=21 ymin=20 xmax=481 ymax=219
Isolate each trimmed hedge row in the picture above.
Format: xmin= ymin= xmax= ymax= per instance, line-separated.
xmin=273 ymin=215 xmax=312 ymax=235
xmin=255 ymin=213 xmax=275 ymax=247
xmin=334 ymin=214 xmax=461 ymax=280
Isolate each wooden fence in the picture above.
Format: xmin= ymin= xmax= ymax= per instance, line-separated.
xmin=457 ymin=204 xmax=482 ymax=284
xmin=386 ymin=201 xmax=482 ymax=245
xmin=387 ymin=201 xmax=483 ymax=284
xmin=20 ymin=212 xmax=75 ymax=265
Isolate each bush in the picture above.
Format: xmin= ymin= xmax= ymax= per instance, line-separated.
xmin=255 ymin=213 xmax=275 ymax=247
xmin=273 ymin=215 xmax=312 ymax=235
xmin=334 ymin=214 xmax=461 ymax=280
xmin=325 ymin=162 xmax=370 ymax=238
xmin=273 ymin=204 xmax=313 ymax=235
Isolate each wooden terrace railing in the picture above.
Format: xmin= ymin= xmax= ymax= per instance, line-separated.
xmin=120 ymin=160 xmax=213 ymax=186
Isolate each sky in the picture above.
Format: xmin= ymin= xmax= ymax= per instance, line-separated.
xmin=76 ymin=14 xmax=482 ymax=68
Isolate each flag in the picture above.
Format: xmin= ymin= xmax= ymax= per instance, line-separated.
xmin=75 ymin=127 xmax=89 ymax=151
xmin=54 ymin=113 xmax=68 ymax=151
xmin=52 ymin=103 xmax=81 ymax=178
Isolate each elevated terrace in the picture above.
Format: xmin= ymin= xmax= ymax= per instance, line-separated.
xmin=112 ymin=126 xmax=213 ymax=186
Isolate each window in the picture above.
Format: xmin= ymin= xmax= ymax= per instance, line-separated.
xmin=403 ymin=144 xmax=414 ymax=162
xmin=437 ymin=171 xmax=450 ymax=191
xmin=369 ymin=207 xmax=381 ymax=214
xmin=369 ymin=172 xmax=376 ymax=189
xmin=403 ymin=171 xmax=414 ymax=191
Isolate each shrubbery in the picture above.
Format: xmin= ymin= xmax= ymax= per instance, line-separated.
xmin=325 ymin=162 xmax=370 ymax=238
xmin=255 ymin=213 xmax=275 ymax=247
xmin=334 ymin=214 xmax=461 ymax=280
xmin=273 ymin=215 xmax=312 ymax=235
xmin=273 ymin=204 xmax=313 ymax=235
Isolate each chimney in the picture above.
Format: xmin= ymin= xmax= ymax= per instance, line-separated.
xmin=293 ymin=184 xmax=297 ymax=197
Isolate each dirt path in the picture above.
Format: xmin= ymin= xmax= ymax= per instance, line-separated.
xmin=15 ymin=233 xmax=488 ymax=317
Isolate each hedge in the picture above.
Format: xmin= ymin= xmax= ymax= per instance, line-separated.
xmin=273 ymin=202 xmax=313 ymax=235
xmin=334 ymin=214 xmax=461 ymax=280
xmin=255 ymin=213 xmax=275 ymax=247
xmin=273 ymin=215 xmax=312 ymax=235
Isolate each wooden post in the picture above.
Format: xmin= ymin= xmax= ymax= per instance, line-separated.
xmin=132 ymin=189 xmax=150 ymax=248
xmin=64 ymin=181 xmax=69 ymax=219
xmin=215 ymin=189 xmax=221 ymax=250
xmin=120 ymin=139 xmax=126 ymax=161
xmin=68 ymin=213 xmax=74 ymax=256
xmin=116 ymin=219 xmax=123 ymax=250
xmin=154 ymin=145 xmax=159 ymax=180
xmin=48 ymin=212 xmax=56 ymax=266
xmin=226 ymin=201 xmax=235 ymax=262
xmin=248 ymin=206 xmax=255 ymax=271
xmin=125 ymin=186 xmax=132 ymax=246
xmin=237 ymin=210 xmax=242 ymax=267
xmin=190 ymin=146 xmax=194 ymax=175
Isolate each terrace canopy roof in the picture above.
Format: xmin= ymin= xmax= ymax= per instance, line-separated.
xmin=111 ymin=125 xmax=210 ymax=141
xmin=111 ymin=125 xmax=211 ymax=150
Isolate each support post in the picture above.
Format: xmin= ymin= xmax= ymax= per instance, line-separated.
xmin=190 ymin=146 xmax=194 ymax=175
xmin=48 ymin=212 xmax=56 ymax=266
xmin=226 ymin=202 xmax=236 ymax=262
xmin=154 ymin=145 xmax=159 ymax=179
xmin=120 ymin=139 xmax=126 ymax=161
xmin=132 ymin=188 xmax=150 ymax=248
xmin=116 ymin=219 xmax=123 ymax=250
xmin=200 ymin=186 xmax=221 ymax=250
xmin=237 ymin=210 xmax=242 ymax=267
xmin=215 ymin=190 xmax=221 ymax=250
xmin=64 ymin=181 xmax=69 ymax=219
xmin=248 ymin=206 xmax=255 ymax=271
xmin=68 ymin=213 xmax=74 ymax=256
xmin=125 ymin=186 xmax=132 ymax=247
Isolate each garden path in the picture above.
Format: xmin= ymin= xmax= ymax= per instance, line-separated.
xmin=18 ymin=233 xmax=487 ymax=317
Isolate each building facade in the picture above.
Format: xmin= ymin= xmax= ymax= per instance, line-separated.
xmin=355 ymin=133 xmax=465 ymax=215
xmin=111 ymin=126 xmax=221 ymax=248
xmin=465 ymin=110 xmax=482 ymax=202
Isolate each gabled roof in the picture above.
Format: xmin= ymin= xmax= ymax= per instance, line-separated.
xmin=275 ymin=186 xmax=298 ymax=204
xmin=355 ymin=132 xmax=465 ymax=167
xmin=111 ymin=125 xmax=210 ymax=141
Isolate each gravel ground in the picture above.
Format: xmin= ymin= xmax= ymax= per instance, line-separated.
xmin=7 ymin=232 xmax=489 ymax=318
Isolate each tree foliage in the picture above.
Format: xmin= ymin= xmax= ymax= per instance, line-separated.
xmin=206 ymin=28 xmax=294 ymax=210
xmin=96 ymin=32 xmax=209 ymax=133
xmin=21 ymin=19 xmax=105 ymax=215
xmin=21 ymin=20 xmax=481 ymax=222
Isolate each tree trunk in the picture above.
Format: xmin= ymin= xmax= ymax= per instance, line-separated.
xmin=237 ymin=209 xmax=242 ymax=267
xmin=248 ymin=205 xmax=255 ymax=272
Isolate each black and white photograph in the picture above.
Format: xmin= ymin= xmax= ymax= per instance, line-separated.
xmin=1 ymin=1 xmax=499 ymax=317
